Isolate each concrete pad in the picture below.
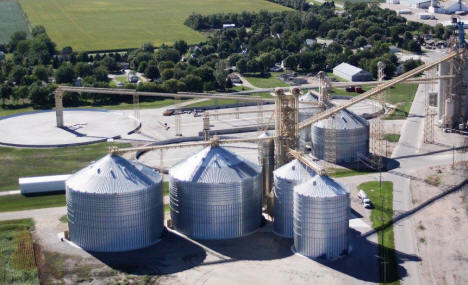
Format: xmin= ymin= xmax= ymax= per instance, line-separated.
xmin=0 ymin=109 xmax=139 ymax=147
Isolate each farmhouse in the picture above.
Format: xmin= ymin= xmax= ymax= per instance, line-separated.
xmin=333 ymin=63 xmax=373 ymax=82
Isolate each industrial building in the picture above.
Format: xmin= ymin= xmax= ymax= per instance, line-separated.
xmin=333 ymin=63 xmax=373 ymax=82
xmin=65 ymin=154 xmax=164 ymax=252
xmin=311 ymin=109 xmax=370 ymax=163
xmin=273 ymin=159 xmax=316 ymax=238
xmin=429 ymin=0 xmax=468 ymax=13
xmin=293 ymin=175 xmax=350 ymax=259
xmin=169 ymin=145 xmax=263 ymax=240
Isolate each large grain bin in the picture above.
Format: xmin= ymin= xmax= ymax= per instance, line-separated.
xmin=293 ymin=175 xmax=350 ymax=259
xmin=311 ymin=109 xmax=369 ymax=163
xmin=298 ymin=92 xmax=323 ymax=149
xmin=66 ymin=154 xmax=164 ymax=252
xmin=169 ymin=146 xmax=262 ymax=240
xmin=273 ymin=159 xmax=315 ymax=238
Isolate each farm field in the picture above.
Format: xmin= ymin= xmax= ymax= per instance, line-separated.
xmin=18 ymin=0 xmax=289 ymax=51
xmin=0 ymin=0 xmax=30 ymax=44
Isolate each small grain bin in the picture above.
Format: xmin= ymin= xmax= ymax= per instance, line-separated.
xmin=66 ymin=154 xmax=164 ymax=252
xmin=169 ymin=146 xmax=262 ymax=240
xmin=293 ymin=175 xmax=350 ymax=259
xmin=273 ymin=159 xmax=315 ymax=238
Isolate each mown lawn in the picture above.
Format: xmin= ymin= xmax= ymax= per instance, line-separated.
xmin=383 ymin=133 xmax=400 ymax=143
xmin=242 ymin=72 xmax=288 ymax=88
xmin=0 ymin=194 xmax=66 ymax=212
xmin=329 ymin=168 xmax=375 ymax=178
xmin=19 ymin=0 xmax=288 ymax=51
xmin=359 ymin=181 xmax=400 ymax=285
xmin=0 ymin=219 xmax=39 ymax=284
xmin=385 ymin=83 xmax=418 ymax=120
xmin=0 ymin=142 xmax=130 ymax=191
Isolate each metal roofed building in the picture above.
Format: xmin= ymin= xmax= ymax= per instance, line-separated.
xmin=293 ymin=175 xmax=350 ymax=259
xmin=399 ymin=0 xmax=431 ymax=8
xmin=333 ymin=63 xmax=373 ymax=82
xmin=169 ymin=146 xmax=262 ymax=240
xmin=66 ymin=154 xmax=164 ymax=252
xmin=273 ymin=159 xmax=316 ymax=238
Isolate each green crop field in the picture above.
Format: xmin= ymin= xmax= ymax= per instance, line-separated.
xmin=18 ymin=0 xmax=289 ymax=51
xmin=0 ymin=0 xmax=30 ymax=44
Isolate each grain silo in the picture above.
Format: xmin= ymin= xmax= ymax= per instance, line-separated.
xmin=169 ymin=145 xmax=262 ymax=240
xmin=273 ymin=159 xmax=315 ymax=238
xmin=298 ymin=92 xmax=323 ymax=149
xmin=258 ymin=131 xmax=274 ymax=214
xmin=293 ymin=175 xmax=350 ymax=259
xmin=66 ymin=154 xmax=164 ymax=252
xmin=311 ymin=109 xmax=369 ymax=163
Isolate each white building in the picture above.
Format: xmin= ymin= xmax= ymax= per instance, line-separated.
xmin=333 ymin=63 xmax=373 ymax=82
xmin=430 ymin=0 xmax=468 ymax=13
xmin=399 ymin=0 xmax=431 ymax=8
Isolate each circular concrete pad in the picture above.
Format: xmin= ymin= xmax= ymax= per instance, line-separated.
xmin=0 ymin=109 xmax=139 ymax=147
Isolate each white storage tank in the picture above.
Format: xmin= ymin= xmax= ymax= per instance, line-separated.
xmin=298 ymin=92 xmax=323 ymax=149
xmin=66 ymin=154 xmax=164 ymax=252
xmin=293 ymin=175 xmax=350 ymax=259
xmin=311 ymin=109 xmax=369 ymax=163
xmin=169 ymin=145 xmax=262 ymax=240
xmin=273 ymin=159 xmax=315 ymax=238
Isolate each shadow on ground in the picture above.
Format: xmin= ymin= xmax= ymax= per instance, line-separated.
xmin=89 ymin=230 xmax=206 ymax=275
xmin=316 ymin=228 xmax=420 ymax=283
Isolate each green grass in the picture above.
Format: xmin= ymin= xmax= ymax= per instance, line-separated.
xmin=329 ymin=168 xmax=375 ymax=178
xmin=359 ymin=181 xmax=399 ymax=285
xmin=0 ymin=106 xmax=34 ymax=117
xmin=385 ymin=83 xmax=418 ymax=120
xmin=383 ymin=133 xmax=400 ymax=143
xmin=0 ymin=142 xmax=130 ymax=191
xmin=163 ymin=181 xmax=169 ymax=196
xmin=242 ymin=72 xmax=288 ymax=88
xmin=0 ymin=219 xmax=39 ymax=284
xmin=0 ymin=0 xmax=30 ymax=44
xmin=18 ymin=0 xmax=289 ymax=51
xmin=230 ymin=85 xmax=253 ymax=92
xmin=0 ymin=194 xmax=66 ymax=212
xmin=59 ymin=215 xmax=68 ymax=223
xmin=183 ymin=98 xmax=241 ymax=108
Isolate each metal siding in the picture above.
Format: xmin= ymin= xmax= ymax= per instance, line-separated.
xmin=293 ymin=177 xmax=350 ymax=259
xmin=311 ymin=110 xmax=369 ymax=163
xmin=67 ymin=182 xmax=164 ymax=252
xmin=273 ymin=160 xmax=315 ymax=238
xmin=170 ymin=175 xmax=262 ymax=240
xmin=298 ymin=93 xmax=323 ymax=149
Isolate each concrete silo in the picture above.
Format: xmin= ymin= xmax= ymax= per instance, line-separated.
xmin=169 ymin=145 xmax=262 ymax=240
xmin=273 ymin=159 xmax=315 ymax=238
xmin=293 ymin=175 xmax=350 ymax=259
xmin=66 ymin=154 xmax=164 ymax=252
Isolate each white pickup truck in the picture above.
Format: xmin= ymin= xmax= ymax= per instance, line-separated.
xmin=358 ymin=190 xmax=372 ymax=209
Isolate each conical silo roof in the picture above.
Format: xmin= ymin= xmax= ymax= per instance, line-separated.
xmin=66 ymin=154 xmax=162 ymax=194
xmin=294 ymin=175 xmax=348 ymax=198
xmin=314 ymin=109 xmax=368 ymax=130
xmin=299 ymin=91 xmax=318 ymax=103
xmin=274 ymin=159 xmax=316 ymax=181
xmin=169 ymin=146 xmax=261 ymax=183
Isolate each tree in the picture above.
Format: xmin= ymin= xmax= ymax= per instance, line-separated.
xmin=9 ymin=65 xmax=27 ymax=84
xmin=161 ymin=69 xmax=175 ymax=81
xmin=183 ymin=74 xmax=203 ymax=92
xmin=101 ymin=56 xmax=118 ymax=72
xmin=29 ymin=83 xmax=52 ymax=108
xmin=144 ymin=64 xmax=160 ymax=80
xmin=0 ymin=84 xmax=12 ymax=105
xmin=403 ymin=58 xmax=423 ymax=73
xmin=33 ymin=65 xmax=49 ymax=82
xmin=140 ymin=42 xmax=154 ymax=53
xmin=93 ymin=66 xmax=109 ymax=82
xmin=354 ymin=36 xmax=367 ymax=48
xmin=258 ymin=53 xmax=276 ymax=74
xmin=156 ymin=48 xmax=180 ymax=63
xmin=236 ymin=58 xmax=248 ymax=74
xmin=174 ymin=40 xmax=188 ymax=55
xmin=55 ymin=63 xmax=75 ymax=83
xmin=74 ymin=62 xmax=92 ymax=77
xmin=407 ymin=40 xmax=421 ymax=53
xmin=213 ymin=62 xmax=229 ymax=90
xmin=9 ymin=31 xmax=27 ymax=51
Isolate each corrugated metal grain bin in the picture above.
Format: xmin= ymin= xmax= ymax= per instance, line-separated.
xmin=293 ymin=175 xmax=350 ymax=259
xmin=66 ymin=154 xmax=163 ymax=252
xmin=298 ymin=92 xmax=323 ymax=149
xmin=169 ymin=146 xmax=262 ymax=240
xmin=273 ymin=159 xmax=315 ymax=238
xmin=311 ymin=109 xmax=369 ymax=163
